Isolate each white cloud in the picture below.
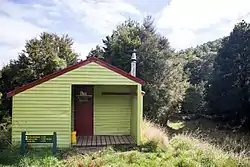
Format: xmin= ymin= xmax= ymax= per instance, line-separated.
xmin=73 ymin=42 xmax=98 ymax=60
xmin=157 ymin=0 xmax=250 ymax=49
xmin=0 ymin=1 xmax=47 ymax=67
xmin=0 ymin=0 xmax=140 ymax=68
xmin=0 ymin=45 xmax=24 ymax=67
xmin=0 ymin=16 xmax=44 ymax=46
xmin=0 ymin=16 xmax=44 ymax=68
xmin=53 ymin=0 xmax=140 ymax=35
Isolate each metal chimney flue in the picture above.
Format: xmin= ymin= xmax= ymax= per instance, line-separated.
xmin=130 ymin=49 xmax=136 ymax=77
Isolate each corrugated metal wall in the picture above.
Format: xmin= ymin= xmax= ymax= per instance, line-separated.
xmin=94 ymin=85 xmax=133 ymax=135
xmin=12 ymin=62 xmax=139 ymax=147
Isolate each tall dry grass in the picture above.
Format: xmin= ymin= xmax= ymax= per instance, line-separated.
xmin=141 ymin=119 xmax=250 ymax=166
xmin=141 ymin=120 xmax=169 ymax=148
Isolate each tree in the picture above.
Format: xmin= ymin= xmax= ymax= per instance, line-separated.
xmin=87 ymin=45 xmax=104 ymax=59
xmin=156 ymin=56 xmax=189 ymax=123
xmin=0 ymin=32 xmax=79 ymax=116
xmin=182 ymin=82 xmax=207 ymax=114
xmin=183 ymin=38 xmax=223 ymax=85
xmin=208 ymin=20 xmax=250 ymax=128
xmin=89 ymin=17 xmax=189 ymax=124
xmin=181 ymin=39 xmax=223 ymax=114
xmin=22 ymin=32 xmax=78 ymax=78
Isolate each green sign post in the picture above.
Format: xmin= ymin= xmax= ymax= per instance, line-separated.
xmin=20 ymin=131 xmax=57 ymax=155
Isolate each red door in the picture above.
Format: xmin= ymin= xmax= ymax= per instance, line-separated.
xmin=74 ymin=85 xmax=93 ymax=136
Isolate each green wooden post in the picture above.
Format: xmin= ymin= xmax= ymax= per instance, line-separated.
xmin=20 ymin=131 xmax=26 ymax=154
xmin=52 ymin=132 xmax=57 ymax=155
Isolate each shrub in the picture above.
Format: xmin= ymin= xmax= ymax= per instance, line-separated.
xmin=0 ymin=116 xmax=11 ymax=149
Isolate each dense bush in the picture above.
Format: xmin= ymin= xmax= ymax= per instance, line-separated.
xmin=0 ymin=116 xmax=11 ymax=148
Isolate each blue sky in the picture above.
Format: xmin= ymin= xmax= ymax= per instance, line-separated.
xmin=1 ymin=0 xmax=250 ymax=68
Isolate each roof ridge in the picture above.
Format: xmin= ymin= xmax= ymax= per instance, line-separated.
xmin=7 ymin=57 xmax=144 ymax=97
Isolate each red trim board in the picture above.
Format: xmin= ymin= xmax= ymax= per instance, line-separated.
xmin=7 ymin=57 xmax=145 ymax=97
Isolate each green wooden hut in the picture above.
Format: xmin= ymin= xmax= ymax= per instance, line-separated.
xmin=8 ymin=57 xmax=144 ymax=148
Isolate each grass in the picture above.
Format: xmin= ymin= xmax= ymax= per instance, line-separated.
xmin=0 ymin=148 xmax=64 ymax=167
xmin=0 ymin=119 xmax=249 ymax=167
xmin=167 ymin=118 xmax=250 ymax=154
xmin=141 ymin=120 xmax=169 ymax=150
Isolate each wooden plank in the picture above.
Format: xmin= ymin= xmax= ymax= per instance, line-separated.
xmin=90 ymin=136 xmax=94 ymax=146
xmin=96 ymin=136 xmax=98 ymax=146
xmin=76 ymin=136 xmax=80 ymax=146
xmin=119 ymin=136 xmax=125 ymax=144
xmin=127 ymin=136 xmax=134 ymax=144
xmin=101 ymin=135 xmax=106 ymax=146
xmin=83 ymin=136 xmax=88 ymax=147
xmin=110 ymin=136 xmax=115 ymax=145
xmin=113 ymin=136 xmax=119 ymax=145
xmin=78 ymin=136 xmax=81 ymax=146
xmin=97 ymin=135 xmax=102 ymax=146
xmin=113 ymin=136 xmax=117 ymax=144
xmin=76 ymin=136 xmax=79 ymax=141
xmin=122 ymin=135 xmax=130 ymax=144
xmin=80 ymin=136 xmax=84 ymax=146
xmin=74 ymin=135 xmax=135 ymax=147
xmin=104 ymin=136 xmax=108 ymax=145
xmin=116 ymin=135 xmax=121 ymax=144
xmin=118 ymin=136 xmax=125 ymax=144
xmin=86 ymin=136 xmax=92 ymax=146
xmin=105 ymin=136 xmax=111 ymax=145
xmin=92 ymin=136 xmax=97 ymax=146
xmin=90 ymin=136 xmax=93 ymax=146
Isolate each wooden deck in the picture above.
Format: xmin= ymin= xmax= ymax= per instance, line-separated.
xmin=74 ymin=135 xmax=135 ymax=147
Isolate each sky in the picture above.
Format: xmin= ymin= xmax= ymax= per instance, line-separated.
xmin=1 ymin=0 xmax=250 ymax=68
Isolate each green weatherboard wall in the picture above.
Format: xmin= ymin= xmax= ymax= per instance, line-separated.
xmin=94 ymin=85 xmax=132 ymax=135
xmin=12 ymin=62 xmax=142 ymax=147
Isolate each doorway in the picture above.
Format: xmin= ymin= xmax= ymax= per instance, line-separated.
xmin=73 ymin=85 xmax=93 ymax=136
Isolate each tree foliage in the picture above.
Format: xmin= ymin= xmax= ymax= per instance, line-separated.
xmin=183 ymin=38 xmax=223 ymax=85
xmin=208 ymin=21 xmax=250 ymax=128
xmin=181 ymin=39 xmax=223 ymax=114
xmin=0 ymin=32 xmax=79 ymax=115
xmin=2 ymin=17 xmax=250 ymax=130
xmin=87 ymin=45 xmax=104 ymax=59
xmin=89 ymin=17 xmax=189 ymax=124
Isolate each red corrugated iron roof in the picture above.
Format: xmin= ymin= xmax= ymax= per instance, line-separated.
xmin=7 ymin=57 xmax=145 ymax=97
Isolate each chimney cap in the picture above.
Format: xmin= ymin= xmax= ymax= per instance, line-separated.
xmin=132 ymin=49 xmax=136 ymax=60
